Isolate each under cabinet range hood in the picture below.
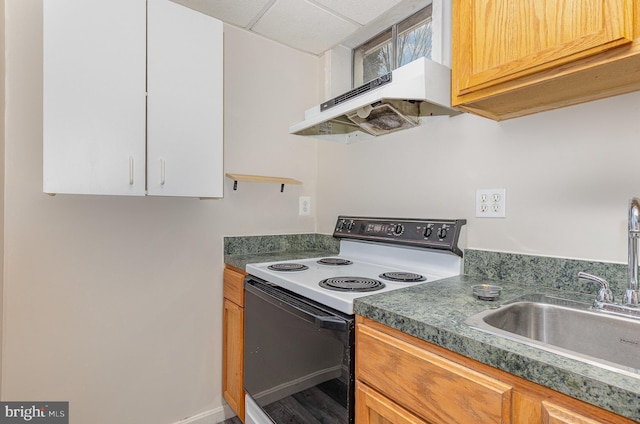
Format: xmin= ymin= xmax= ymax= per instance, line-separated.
xmin=289 ymin=57 xmax=461 ymax=143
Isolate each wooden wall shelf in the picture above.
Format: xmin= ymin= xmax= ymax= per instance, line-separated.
xmin=225 ymin=173 xmax=302 ymax=192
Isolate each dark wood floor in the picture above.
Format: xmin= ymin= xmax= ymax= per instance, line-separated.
xmin=220 ymin=385 xmax=347 ymax=424
xmin=265 ymin=385 xmax=346 ymax=424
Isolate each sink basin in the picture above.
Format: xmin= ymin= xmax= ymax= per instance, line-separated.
xmin=464 ymin=294 xmax=640 ymax=375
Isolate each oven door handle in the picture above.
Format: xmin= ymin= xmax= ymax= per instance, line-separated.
xmin=246 ymin=281 xmax=348 ymax=332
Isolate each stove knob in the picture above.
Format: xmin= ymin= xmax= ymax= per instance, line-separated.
xmin=347 ymin=220 xmax=355 ymax=231
xmin=437 ymin=227 xmax=448 ymax=239
xmin=337 ymin=220 xmax=345 ymax=231
xmin=394 ymin=224 xmax=404 ymax=235
xmin=423 ymin=227 xmax=433 ymax=238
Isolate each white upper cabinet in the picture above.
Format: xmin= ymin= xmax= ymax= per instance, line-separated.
xmin=43 ymin=0 xmax=224 ymax=197
xmin=147 ymin=0 xmax=223 ymax=197
xmin=43 ymin=0 xmax=147 ymax=195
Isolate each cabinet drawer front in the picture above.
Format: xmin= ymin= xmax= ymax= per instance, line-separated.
xmin=356 ymin=381 xmax=429 ymax=424
xmin=356 ymin=323 xmax=513 ymax=424
xmin=542 ymin=401 xmax=604 ymax=424
xmin=223 ymin=267 xmax=246 ymax=306
xmin=453 ymin=0 xmax=634 ymax=99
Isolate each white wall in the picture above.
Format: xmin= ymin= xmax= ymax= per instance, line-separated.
xmin=3 ymin=2 xmax=318 ymax=423
xmin=316 ymin=91 xmax=640 ymax=264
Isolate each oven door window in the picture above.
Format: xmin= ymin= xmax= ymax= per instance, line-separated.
xmin=244 ymin=279 xmax=354 ymax=424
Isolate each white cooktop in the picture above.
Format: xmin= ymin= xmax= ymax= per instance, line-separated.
xmin=246 ymin=240 xmax=463 ymax=314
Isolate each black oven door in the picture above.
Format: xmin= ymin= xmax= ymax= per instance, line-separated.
xmin=244 ymin=277 xmax=354 ymax=424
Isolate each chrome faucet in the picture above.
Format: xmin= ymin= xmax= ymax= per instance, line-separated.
xmin=576 ymin=198 xmax=640 ymax=315
xmin=624 ymin=197 xmax=640 ymax=305
xmin=578 ymin=272 xmax=614 ymax=309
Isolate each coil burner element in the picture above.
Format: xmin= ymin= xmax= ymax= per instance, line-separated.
xmin=319 ymin=277 xmax=385 ymax=292
xmin=317 ymin=258 xmax=353 ymax=266
xmin=379 ymin=272 xmax=426 ymax=282
xmin=267 ymin=263 xmax=309 ymax=272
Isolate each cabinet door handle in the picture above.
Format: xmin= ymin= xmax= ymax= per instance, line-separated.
xmin=160 ymin=159 xmax=166 ymax=186
xmin=129 ymin=156 xmax=134 ymax=185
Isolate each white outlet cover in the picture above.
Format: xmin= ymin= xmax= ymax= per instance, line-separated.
xmin=299 ymin=196 xmax=311 ymax=216
xmin=476 ymin=189 xmax=506 ymax=218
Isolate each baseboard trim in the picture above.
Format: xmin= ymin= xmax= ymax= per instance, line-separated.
xmin=172 ymin=404 xmax=236 ymax=424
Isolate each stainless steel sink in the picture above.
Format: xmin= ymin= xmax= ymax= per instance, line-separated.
xmin=464 ymin=294 xmax=640 ymax=375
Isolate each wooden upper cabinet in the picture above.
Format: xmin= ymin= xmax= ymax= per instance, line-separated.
xmin=454 ymin=0 xmax=633 ymax=96
xmin=452 ymin=0 xmax=640 ymax=120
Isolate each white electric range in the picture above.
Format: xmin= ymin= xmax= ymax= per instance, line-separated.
xmin=243 ymin=216 xmax=466 ymax=424
xmin=246 ymin=227 xmax=466 ymax=314
xmin=246 ymin=216 xmax=466 ymax=315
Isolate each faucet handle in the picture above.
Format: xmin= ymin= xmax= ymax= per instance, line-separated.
xmin=578 ymin=272 xmax=615 ymax=304
xmin=623 ymin=289 xmax=639 ymax=305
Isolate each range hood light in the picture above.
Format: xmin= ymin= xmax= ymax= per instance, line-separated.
xmin=356 ymin=105 xmax=373 ymax=119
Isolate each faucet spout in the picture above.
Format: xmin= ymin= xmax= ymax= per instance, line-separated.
xmin=624 ymin=197 xmax=640 ymax=305
xmin=578 ymin=272 xmax=614 ymax=309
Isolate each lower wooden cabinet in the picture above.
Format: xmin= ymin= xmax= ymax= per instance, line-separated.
xmin=356 ymin=316 xmax=512 ymax=423
xmin=355 ymin=316 xmax=636 ymax=424
xmin=223 ymin=265 xmax=246 ymax=422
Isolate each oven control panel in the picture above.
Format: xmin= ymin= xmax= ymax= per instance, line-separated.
xmin=334 ymin=216 xmax=466 ymax=256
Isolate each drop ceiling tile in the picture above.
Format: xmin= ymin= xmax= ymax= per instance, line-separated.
xmin=312 ymin=0 xmax=403 ymax=25
xmin=252 ymin=0 xmax=359 ymax=55
xmin=170 ymin=0 xmax=273 ymax=28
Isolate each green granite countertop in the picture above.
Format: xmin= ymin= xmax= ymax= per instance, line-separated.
xmin=223 ymin=233 xmax=339 ymax=271
xmin=354 ymin=275 xmax=640 ymax=421
xmin=224 ymin=249 xmax=339 ymax=270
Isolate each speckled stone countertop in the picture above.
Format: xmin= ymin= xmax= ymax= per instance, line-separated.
xmin=224 ymin=233 xmax=339 ymax=270
xmin=354 ymin=275 xmax=640 ymax=421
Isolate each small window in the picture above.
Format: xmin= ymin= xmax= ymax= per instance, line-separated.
xmin=353 ymin=5 xmax=432 ymax=86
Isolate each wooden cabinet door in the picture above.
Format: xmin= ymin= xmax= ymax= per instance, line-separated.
xmin=223 ymin=266 xmax=246 ymax=420
xmin=356 ymin=321 xmax=513 ymax=424
xmin=223 ymin=298 xmax=245 ymax=421
xmin=43 ymin=0 xmax=147 ymax=195
xmin=147 ymin=0 xmax=224 ymax=197
xmin=356 ymin=381 xmax=429 ymax=424
xmin=452 ymin=0 xmax=634 ymax=100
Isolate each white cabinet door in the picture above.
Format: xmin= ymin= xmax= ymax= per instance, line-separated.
xmin=43 ymin=0 xmax=147 ymax=195
xmin=147 ymin=0 xmax=224 ymax=197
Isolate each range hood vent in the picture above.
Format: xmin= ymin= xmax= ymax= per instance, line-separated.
xmin=321 ymin=73 xmax=393 ymax=111
xmin=289 ymin=57 xmax=461 ymax=143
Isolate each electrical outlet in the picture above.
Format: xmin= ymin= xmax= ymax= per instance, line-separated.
xmin=299 ymin=196 xmax=311 ymax=216
xmin=476 ymin=189 xmax=506 ymax=218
